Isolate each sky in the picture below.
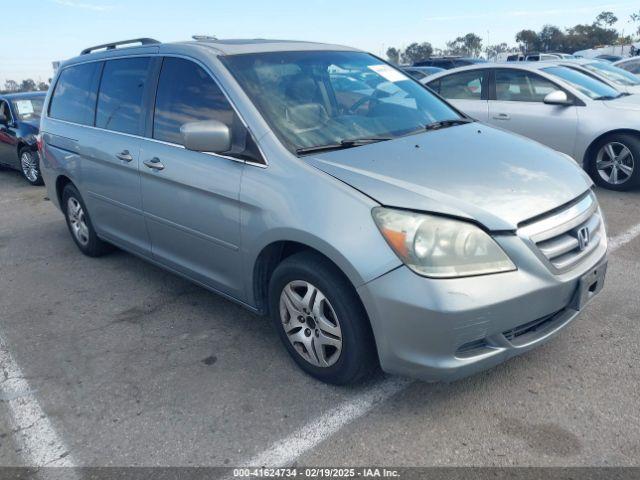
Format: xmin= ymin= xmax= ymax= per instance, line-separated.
xmin=2 ymin=0 xmax=639 ymax=85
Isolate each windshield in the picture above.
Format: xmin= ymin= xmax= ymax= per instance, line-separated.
xmin=583 ymin=61 xmax=640 ymax=87
xmin=222 ymin=51 xmax=463 ymax=153
xmin=542 ymin=66 xmax=621 ymax=100
xmin=11 ymin=97 xmax=44 ymax=121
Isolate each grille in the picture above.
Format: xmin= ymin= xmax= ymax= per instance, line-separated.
xmin=519 ymin=193 xmax=605 ymax=273
xmin=502 ymin=310 xmax=563 ymax=342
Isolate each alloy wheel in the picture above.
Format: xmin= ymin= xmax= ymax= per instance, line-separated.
xmin=67 ymin=197 xmax=90 ymax=246
xmin=20 ymin=151 xmax=39 ymax=183
xmin=279 ymin=280 xmax=342 ymax=367
xmin=596 ymin=142 xmax=635 ymax=186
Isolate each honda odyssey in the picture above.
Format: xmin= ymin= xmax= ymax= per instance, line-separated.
xmin=40 ymin=38 xmax=608 ymax=385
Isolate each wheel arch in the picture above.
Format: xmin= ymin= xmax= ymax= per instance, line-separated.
xmin=55 ymin=175 xmax=74 ymax=208
xmin=251 ymin=239 xmax=366 ymax=317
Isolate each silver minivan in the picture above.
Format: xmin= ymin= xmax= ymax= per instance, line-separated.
xmin=40 ymin=38 xmax=608 ymax=385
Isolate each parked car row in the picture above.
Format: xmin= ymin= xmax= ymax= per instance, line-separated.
xmin=24 ymin=37 xmax=612 ymax=386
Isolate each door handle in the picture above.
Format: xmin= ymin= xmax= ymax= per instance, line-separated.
xmin=116 ymin=150 xmax=134 ymax=162
xmin=492 ymin=113 xmax=510 ymax=120
xmin=143 ymin=157 xmax=165 ymax=171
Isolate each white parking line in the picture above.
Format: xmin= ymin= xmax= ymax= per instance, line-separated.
xmin=241 ymin=377 xmax=412 ymax=467
xmin=609 ymin=222 xmax=640 ymax=253
xmin=0 ymin=334 xmax=76 ymax=468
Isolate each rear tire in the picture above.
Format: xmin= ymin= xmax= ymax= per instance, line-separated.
xmin=587 ymin=133 xmax=640 ymax=191
xmin=268 ymin=251 xmax=378 ymax=385
xmin=18 ymin=148 xmax=44 ymax=186
xmin=62 ymin=184 xmax=113 ymax=257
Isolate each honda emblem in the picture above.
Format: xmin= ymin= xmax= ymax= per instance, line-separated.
xmin=577 ymin=227 xmax=590 ymax=251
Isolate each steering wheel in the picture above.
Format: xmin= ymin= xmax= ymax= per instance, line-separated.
xmin=346 ymin=89 xmax=385 ymax=115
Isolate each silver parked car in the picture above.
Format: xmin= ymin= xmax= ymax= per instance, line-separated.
xmin=40 ymin=38 xmax=607 ymax=385
xmin=550 ymin=58 xmax=640 ymax=94
xmin=614 ymin=57 xmax=640 ymax=77
xmin=424 ymin=62 xmax=640 ymax=190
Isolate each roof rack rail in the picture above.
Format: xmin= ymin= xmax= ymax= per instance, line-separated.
xmin=81 ymin=38 xmax=160 ymax=55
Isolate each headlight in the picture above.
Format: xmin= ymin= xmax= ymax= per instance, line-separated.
xmin=372 ymin=207 xmax=516 ymax=278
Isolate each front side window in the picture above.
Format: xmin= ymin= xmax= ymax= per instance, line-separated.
xmin=153 ymin=57 xmax=238 ymax=146
xmin=583 ymin=61 xmax=640 ymax=87
xmin=12 ymin=97 xmax=44 ymax=121
xmin=96 ymin=57 xmax=151 ymax=135
xmin=542 ymin=66 xmax=621 ymax=100
xmin=437 ymin=71 xmax=484 ymax=100
xmin=49 ymin=62 xmax=101 ymax=125
xmin=152 ymin=57 xmax=263 ymax=162
xmin=222 ymin=51 xmax=462 ymax=153
xmin=495 ymin=70 xmax=557 ymax=102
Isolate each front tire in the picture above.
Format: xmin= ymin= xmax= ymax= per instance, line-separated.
xmin=62 ymin=184 xmax=113 ymax=257
xmin=19 ymin=148 xmax=44 ymax=186
xmin=268 ymin=252 xmax=378 ymax=385
xmin=587 ymin=134 xmax=640 ymax=191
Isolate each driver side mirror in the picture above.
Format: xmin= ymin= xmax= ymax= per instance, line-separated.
xmin=0 ymin=113 xmax=7 ymax=125
xmin=180 ymin=120 xmax=231 ymax=154
xmin=544 ymin=90 xmax=572 ymax=106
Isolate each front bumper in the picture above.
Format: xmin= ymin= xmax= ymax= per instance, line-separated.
xmin=358 ymin=234 xmax=607 ymax=382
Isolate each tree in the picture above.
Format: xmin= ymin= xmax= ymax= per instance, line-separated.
xmin=515 ymin=29 xmax=539 ymax=52
xmin=4 ymin=80 xmax=19 ymax=92
xmin=485 ymin=43 xmax=517 ymax=60
xmin=631 ymin=11 xmax=640 ymax=37
xmin=386 ymin=47 xmax=400 ymax=64
xmin=20 ymin=79 xmax=36 ymax=92
xmin=595 ymin=11 xmax=617 ymax=27
xmin=401 ymin=42 xmax=433 ymax=64
xmin=445 ymin=33 xmax=483 ymax=57
xmin=37 ymin=82 xmax=49 ymax=91
xmin=565 ymin=23 xmax=618 ymax=51
xmin=538 ymin=25 xmax=565 ymax=51
xmin=462 ymin=33 xmax=483 ymax=57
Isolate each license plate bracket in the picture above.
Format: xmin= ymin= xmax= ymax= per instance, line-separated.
xmin=571 ymin=260 xmax=607 ymax=311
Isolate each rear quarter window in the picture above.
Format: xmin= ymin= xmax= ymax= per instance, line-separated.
xmin=48 ymin=62 xmax=101 ymax=125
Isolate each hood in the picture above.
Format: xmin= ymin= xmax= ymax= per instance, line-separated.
xmin=602 ymin=93 xmax=640 ymax=111
xmin=307 ymin=124 xmax=592 ymax=231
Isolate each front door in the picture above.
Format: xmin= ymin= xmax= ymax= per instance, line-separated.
xmin=0 ymin=100 xmax=18 ymax=167
xmin=487 ymin=69 xmax=578 ymax=156
xmin=140 ymin=57 xmax=245 ymax=299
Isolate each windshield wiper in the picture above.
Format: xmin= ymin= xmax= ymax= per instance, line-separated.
xmin=423 ymin=118 xmax=474 ymax=131
xmin=296 ymin=137 xmax=392 ymax=155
